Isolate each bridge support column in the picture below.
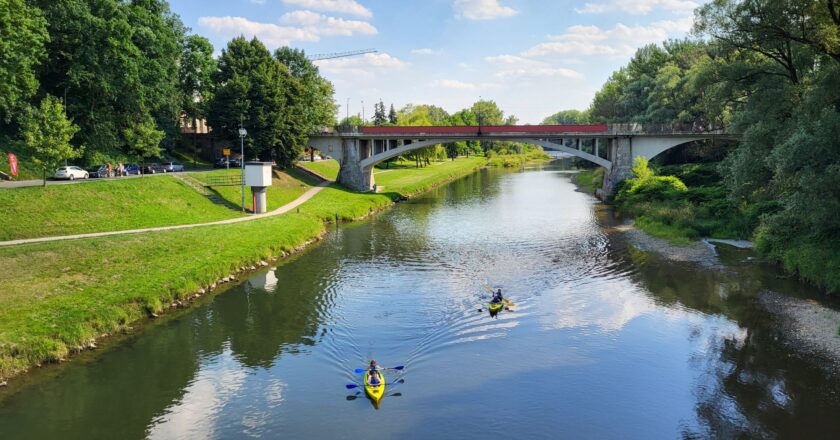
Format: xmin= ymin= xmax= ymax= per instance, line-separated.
xmin=600 ymin=137 xmax=633 ymax=198
xmin=337 ymin=138 xmax=375 ymax=192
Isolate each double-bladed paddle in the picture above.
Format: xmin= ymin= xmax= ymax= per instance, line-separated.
xmin=345 ymin=378 xmax=404 ymax=389
xmin=353 ymin=365 xmax=404 ymax=374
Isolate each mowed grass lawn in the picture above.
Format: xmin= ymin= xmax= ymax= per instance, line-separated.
xmin=0 ymin=156 xmax=486 ymax=380
xmin=298 ymin=159 xmax=339 ymax=180
xmin=0 ymin=176 xmax=242 ymax=241
xmin=375 ymin=157 xmax=486 ymax=194
xmin=189 ymin=168 xmax=317 ymax=212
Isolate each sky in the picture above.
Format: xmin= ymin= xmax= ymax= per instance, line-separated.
xmin=170 ymin=0 xmax=706 ymax=124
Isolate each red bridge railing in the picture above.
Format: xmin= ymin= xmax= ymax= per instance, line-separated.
xmin=359 ymin=124 xmax=609 ymax=135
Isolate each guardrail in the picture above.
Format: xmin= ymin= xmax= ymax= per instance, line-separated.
xmin=201 ymin=175 xmax=242 ymax=187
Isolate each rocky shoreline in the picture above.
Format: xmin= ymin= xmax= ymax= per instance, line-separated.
xmin=615 ymin=221 xmax=840 ymax=368
xmin=759 ymin=290 xmax=840 ymax=369
xmin=612 ymin=221 xmax=725 ymax=269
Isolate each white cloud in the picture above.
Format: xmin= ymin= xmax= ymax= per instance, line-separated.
xmin=485 ymin=55 xmax=584 ymax=79
xmin=280 ymin=10 xmax=377 ymax=36
xmin=198 ymin=16 xmax=319 ymax=48
xmin=521 ymin=20 xmax=693 ymax=58
xmin=315 ymin=52 xmax=407 ymax=80
xmin=251 ymin=0 xmax=267 ymax=4
xmin=432 ymin=79 xmax=477 ymax=90
xmin=453 ymin=0 xmax=518 ymax=20
xmin=575 ymin=0 xmax=699 ymax=15
xmin=411 ymin=48 xmax=443 ymax=55
xmin=281 ymin=0 xmax=373 ymax=18
xmin=198 ymin=12 xmax=376 ymax=50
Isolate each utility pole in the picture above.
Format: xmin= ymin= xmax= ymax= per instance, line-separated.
xmin=361 ymin=100 xmax=365 ymax=123
xmin=238 ymin=117 xmax=247 ymax=213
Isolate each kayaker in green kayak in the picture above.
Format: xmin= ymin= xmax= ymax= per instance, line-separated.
xmin=366 ymin=360 xmax=383 ymax=386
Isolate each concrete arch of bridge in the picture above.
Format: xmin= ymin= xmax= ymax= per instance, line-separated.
xmin=358 ymin=137 xmax=612 ymax=171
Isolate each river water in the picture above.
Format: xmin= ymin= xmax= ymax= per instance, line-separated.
xmin=2 ymin=164 xmax=840 ymax=439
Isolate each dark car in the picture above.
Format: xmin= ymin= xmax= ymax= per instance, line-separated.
xmin=124 ymin=164 xmax=142 ymax=175
xmin=214 ymin=157 xmax=233 ymax=168
xmin=87 ymin=166 xmax=106 ymax=178
xmin=143 ymin=163 xmax=162 ymax=174
xmin=218 ymin=157 xmax=241 ymax=168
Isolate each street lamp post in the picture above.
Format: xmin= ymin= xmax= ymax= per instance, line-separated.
xmin=238 ymin=126 xmax=247 ymax=213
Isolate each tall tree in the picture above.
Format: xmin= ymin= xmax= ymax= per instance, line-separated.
xmin=22 ymin=95 xmax=82 ymax=185
xmin=34 ymin=0 xmax=183 ymax=161
xmin=0 ymin=0 xmax=48 ymax=125
xmin=179 ymin=34 xmax=216 ymax=156
xmin=373 ymin=99 xmax=387 ymax=126
xmin=209 ymin=37 xmax=286 ymax=163
xmin=275 ymin=47 xmax=336 ymax=132
xmin=388 ymin=104 xmax=397 ymax=124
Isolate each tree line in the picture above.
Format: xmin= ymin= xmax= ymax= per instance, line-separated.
xmin=0 ymin=0 xmax=336 ymax=178
xmin=549 ymin=0 xmax=840 ymax=292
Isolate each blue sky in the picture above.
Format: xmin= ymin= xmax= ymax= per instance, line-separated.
xmin=170 ymin=0 xmax=705 ymax=123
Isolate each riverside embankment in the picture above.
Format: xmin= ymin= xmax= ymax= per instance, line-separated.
xmin=0 ymin=157 xmax=485 ymax=382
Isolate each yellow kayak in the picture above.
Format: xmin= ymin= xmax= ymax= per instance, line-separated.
xmin=364 ymin=370 xmax=385 ymax=402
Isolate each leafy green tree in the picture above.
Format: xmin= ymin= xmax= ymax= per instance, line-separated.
xmin=338 ymin=115 xmax=365 ymax=127
xmin=22 ymin=95 xmax=82 ymax=185
xmin=34 ymin=0 xmax=183 ymax=160
xmin=0 ymin=0 xmax=48 ymax=125
xmin=179 ymin=35 xmax=216 ymax=155
xmin=542 ymin=110 xmax=591 ymax=125
xmin=209 ymin=37 xmax=289 ymax=164
xmin=275 ymin=47 xmax=337 ymax=133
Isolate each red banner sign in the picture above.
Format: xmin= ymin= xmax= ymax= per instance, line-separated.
xmin=8 ymin=152 xmax=18 ymax=177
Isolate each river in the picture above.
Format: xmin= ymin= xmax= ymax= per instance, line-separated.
xmin=1 ymin=163 xmax=840 ymax=439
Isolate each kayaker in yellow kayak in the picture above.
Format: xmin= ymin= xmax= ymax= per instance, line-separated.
xmin=491 ymin=289 xmax=504 ymax=304
xmin=366 ymin=360 xmax=383 ymax=387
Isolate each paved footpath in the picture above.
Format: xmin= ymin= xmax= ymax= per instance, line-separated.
xmin=0 ymin=180 xmax=332 ymax=247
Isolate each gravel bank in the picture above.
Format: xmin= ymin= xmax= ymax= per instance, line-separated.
xmin=613 ymin=222 xmax=725 ymax=269
xmin=760 ymin=290 xmax=840 ymax=368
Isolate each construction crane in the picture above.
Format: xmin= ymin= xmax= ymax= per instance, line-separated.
xmin=308 ymin=48 xmax=377 ymax=61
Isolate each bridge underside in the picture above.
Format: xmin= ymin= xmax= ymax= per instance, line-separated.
xmin=307 ymin=132 xmax=723 ymax=194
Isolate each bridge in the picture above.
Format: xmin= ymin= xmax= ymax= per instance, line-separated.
xmin=307 ymin=124 xmax=737 ymax=195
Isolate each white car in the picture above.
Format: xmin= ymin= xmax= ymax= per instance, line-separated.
xmin=55 ymin=166 xmax=89 ymax=180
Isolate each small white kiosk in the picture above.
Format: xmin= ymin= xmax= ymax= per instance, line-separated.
xmin=245 ymin=162 xmax=273 ymax=214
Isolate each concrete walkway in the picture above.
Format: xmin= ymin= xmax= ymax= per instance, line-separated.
xmin=0 ymin=180 xmax=332 ymax=247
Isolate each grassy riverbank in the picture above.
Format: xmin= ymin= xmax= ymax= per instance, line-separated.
xmin=189 ymin=168 xmax=316 ymax=211
xmin=0 ymin=176 xmax=243 ymax=241
xmin=608 ymin=159 xmax=840 ymax=293
xmin=574 ymin=168 xmax=605 ymax=193
xmin=0 ymin=156 xmax=485 ymax=381
xmin=614 ymin=160 xmax=760 ymax=244
xmin=486 ymin=150 xmax=552 ymax=168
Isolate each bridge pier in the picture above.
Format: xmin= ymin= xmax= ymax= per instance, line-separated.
xmin=599 ymin=138 xmax=633 ymax=199
xmin=337 ymin=138 xmax=375 ymax=192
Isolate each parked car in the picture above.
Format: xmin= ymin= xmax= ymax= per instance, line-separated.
xmin=87 ymin=166 xmax=105 ymax=178
xmin=214 ymin=157 xmax=232 ymax=168
xmin=161 ymin=162 xmax=184 ymax=173
xmin=143 ymin=163 xmax=162 ymax=174
xmin=55 ymin=166 xmax=89 ymax=180
xmin=124 ymin=164 xmax=142 ymax=175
